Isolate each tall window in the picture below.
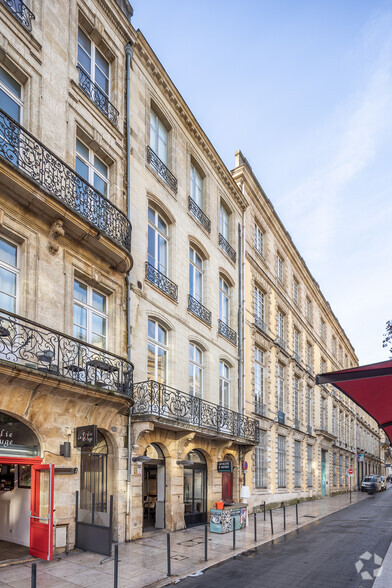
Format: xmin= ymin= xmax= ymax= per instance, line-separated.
xmin=76 ymin=139 xmax=109 ymax=197
xmin=306 ymin=343 xmax=312 ymax=370
xmin=0 ymin=65 xmax=22 ymax=122
xmin=150 ymin=109 xmax=168 ymax=166
xmin=254 ymin=286 xmax=265 ymax=323
xmin=333 ymin=453 xmax=337 ymax=485
xmin=332 ymin=335 xmax=337 ymax=356
xmin=78 ymin=27 xmax=110 ymax=97
xmin=338 ymin=411 xmax=342 ymax=442
xmin=0 ymin=237 xmax=18 ymax=313
xmin=306 ymin=298 xmax=311 ymax=321
xmin=293 ymin=328 xmax=300 ymax=357
xmin=345 ymin=456 xmax=349 ymax=485
xmin=219 ymin=276 xmax=229 ymax=324
xmin=307 ymin=445 xmax=313 ymax=486
xmin=339 ymin=455 xmax=343 ymax=485
xmin=73 ymin=279 xmax=107 ymax=348
xmin=306 ymin=387 xmax=312 ymax=430
xmin=148 ymin=207 xmax=168 ymax=275
xmin=277 ymin=435 xmax=286 ymax=487
xmin=294 ymin=440 xmax=301 ymax=487
xmin=189 ymin=343 xmax=203 ymax=398
xmin=219 ymin=360 xmax=230 ymax=409
xmin=277 ymin=364 xmax=284 ymax=413
xmin=254 ymin=348 xmax=264 ymax=413
xmin=320 ymin=397 xmax=326 ymax=430
xmin=220 ymin=204 xmax=229 ymax=240
xmin=276 ymin=310 xmax=284 ymax=342
xmin=332 ymin=406 xmax=336 ymax=436
xmin=255 ymin=430 xmax=267 ymax=488
xmin=277 ymin=255 xmax=284 ymax=283
xmin=321 ymin=358 xmax=326 ymax=374
xmin=320 ymin=319 xmax=326 ymax=341
xmin=293 ymin=279 xmax=299 ymax=304
xmin=293 ymin=377 xmax=299 ymax=425
xmin=254 ymin=224 xmax=264 ymax=257
xmin=190 ymin=164 xmax=203 ymax=207
xmin=189 ymin=247 xmax=203 ymax=302
xmin=147 ymin=319 xmax=167 ymax=383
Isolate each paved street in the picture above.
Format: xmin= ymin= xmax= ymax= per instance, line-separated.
xmin=180 ymin=488 xmax=392 ymax=588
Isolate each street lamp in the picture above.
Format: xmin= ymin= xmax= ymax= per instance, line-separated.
xmin=132 ymin=456 xmax=152 ymax=463
xmin=176 ymin=459 xmax=194 ymax=466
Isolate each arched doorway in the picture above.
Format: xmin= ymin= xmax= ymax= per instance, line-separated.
xmin=143 ymin=443 xmax=165 ymax=530
xmin=80 ymin=431 xmax=109 ymax=512
xmin=222 ymin=454 xmax=233 ymax=505
xmin=184 ymin=449 xmax=207 ymax=527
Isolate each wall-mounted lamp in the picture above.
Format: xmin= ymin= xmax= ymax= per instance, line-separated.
xmin=176 ymin=459 xmax=194 ymax=467
xmin=132 ymin=456 xmax=151 ymax=463
xmin=60 ymin=442 xmax=71 ymax=458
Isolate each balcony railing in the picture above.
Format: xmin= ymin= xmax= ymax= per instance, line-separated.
xmin=145 ymin=262 xmax=178 ymax=302
xmin=0 ymin=109 xmax=131 ymax=253
xmin=188 ymin=295 xmax=211 ymax=326
xmin=147 ymin=146 xmax=178 ymax=193
xmin=132 ymin=380 xmax=259 ymax=443
xmin=219 ymin=233 xmax=236 ymax=263
xmin=254 ymin=399 xmax=266 ymax=417
xmin=218 ymin=320 xmax=237 ymax=345
xmin=0 ymin=310 xmax=133 ymax=397
xmin=77 ymin=66 xmax=119 ymax=126
xmin=254 ymin=316 xmax=267 ymax=334
xmin=188 ymin=197 xmax=211 ymax=233
xmin=276 ymin=336 xmax=286 ymax=351
xmin=1 ymin=0 xmax=35 ymax=32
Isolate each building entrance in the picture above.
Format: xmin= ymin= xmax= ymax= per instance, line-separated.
xmin=321 ymin=450 xmax=327 ymax=497
xmin=184 ymin=450 xmax=207 ymax=527
xmin=222 ymin=454 xmax=233 ymax=505
xmin=143 ymin=444 xmax=165 ymax=530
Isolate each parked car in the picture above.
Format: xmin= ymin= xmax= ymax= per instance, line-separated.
xmin=380 ymin=476 xmax=387 ymax=491
xmin=361 ymin=475 xmax=382 ymax=493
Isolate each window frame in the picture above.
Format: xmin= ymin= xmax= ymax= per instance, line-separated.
xmin=219 ymin=276 xmax=230 ymax=324
xmin=277 ymin=364 xmax=284 ymax=413
xmin=254 ymin=286 xmax=265 ymax=323
xmin=77 ymin=26 xmax=111 ymax=98
xmin=255 ymin=430 xmax=267 ymax=488
xmin=277 ymin=255 xmax=284 ymax=284
xmin=254 ymin=223 xmax=264 ymax=258
xmin=73 ymin=278 xmax=108 ymax=349
xmin=0 ymin=235 xmax=19 ymax=314
xmin=220 ymin=203 xmax=230 ymax=241
xmin=190 ymin=163 xmax=203 ymax=208
xmin=148 ymin=207 xmax=169 ymax=276
xmin=254 ymin=347 xmax=265 ymax=410
xmin=75 ymin=138 xmax=109 ymax=198
xmin=0 ymin=65 xmax=23 ymax=123
xmin=189 ymin=246 xmax=203 ymax=303
xmin=294 ymin=440 xmax=301 ymax=487
xmin=189 ymin=342 xmax=203 ymax=398
xmin=277 ymin=435 xmax=286 ymax=488
xmin=150 ymin=108 xmax=169 ymax=166
xmin=219 ymin=360 xmax=230 ymax=409
xmin=147 ymin=319 xmax=168 ymax=384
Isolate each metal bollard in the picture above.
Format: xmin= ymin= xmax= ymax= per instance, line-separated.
xmin=270 ymin=508 xmax=274 ymax=535
xmin=167 ymin=533 xmax=171 ymax=576
xmin=254 ymin=512 xmax=257 ymax=541
xmin=264 ymin=501 xmax=266 ymax=521
xmin=31 ymin=562 xmax=37 ymax=588
xmin=114 ymin=544 xmax=118 ymax=588
xmin=283 ymin=505 xmax=286 ymax=530
xmin=204 ymin=523 xmax=208 ymax=562
xmin=296 ymin=502 xmax=299 ymax=525
xmin=233 ymin=521 xmax=236 ymax=550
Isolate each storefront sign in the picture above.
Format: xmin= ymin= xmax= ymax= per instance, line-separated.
xmin=217 ymin=461 xmax=233 ymax=473
xmin=75 ymin=425 xmax=97 ymax=448
xmin=133 ymin=465 xmax=142 ymax=476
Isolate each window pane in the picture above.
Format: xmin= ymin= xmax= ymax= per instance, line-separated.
xmin=94 ymin=156 xmax=108 ymax=178
xmin=0 ymin=66 xmax=21 ymax=98
xmin=0 ymin=267 xmax=16 ymax=297
xmin=76 ymin=139 xmax=89 ymax=160
xmin=78 ymin=28 xmax=91 ymax=53
xmin=148 ymin=225 xmax=156 ymax=266
xmin=150 ymin=111 xmax=157 ymax=149
xmin=0 ymin=291 xmax=15 ymax=312
xmin=157 ymin=215 xmax=167 ymax=234
xmin=0 ymin=89 xmax=20 ymax=121
xmin=147 ymin=342 xmax=155 ymax=379
xmin=157 ymin=324 xmax=166 ymax=345
xmin=77 ymin=46 xmax=91 ymax=75
xmin=148 ymin=319 xmax=155 ymax=340
xmin=95 ymin=49 xmax=109 ymax=77
xmin=148 ymin=207 xmax=155 ymax=223
xmin=73 ymin=303 xmax=87 ymax=328
xmin=73 ymin=323 xmax=87 ymax=341
xmin=74 ymin=280 xmax=87 ymax=304
xmin=95 ymin=66 xmax=109 ymax=95
xmin=93 ymin=173 xmax=107 ymax=196
xmin=157 ymin=347 xmax=166 ymax=383
xmin=92 ymin=290 xmax=106 ymax=313
xmin=92 ymin=313 xmax=106 ymax=337
xmin=0 ymin=238 xmax=17 ymax=267
xmin=157 ymin=234 xmax=167 ymax=274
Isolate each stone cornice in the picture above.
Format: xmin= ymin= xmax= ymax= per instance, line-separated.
xmin=94 ymin=0 xmax=136 ymax=43
xmin=134 ymin=32 xmax=248 ymax=212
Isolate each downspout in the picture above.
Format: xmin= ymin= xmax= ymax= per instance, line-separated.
xmin=237 ymin=221 xmax=242 ymax=415
xmin=125 ymin=41 xmax=133 ymax=542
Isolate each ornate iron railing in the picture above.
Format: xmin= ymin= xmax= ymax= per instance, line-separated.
xmin=132 ymin=380 xmax=259 ymax=443
xmin=254 ymin=316 xmax=267 ymax=334
xmin=146 ymin=146 xmax=178 ymax=193
xmin=188 ymin=295 xmax=211 ymax=326
xmin=276 ymin=336 xmax=286 ymax=351
xmin=219 ymin=233 xmax=236 ymax=263
xmin=145 ymin=262 xmax=178 ymax=301
xmin=1 ymin=0 xmax=35 ymax=32
xmin=218 ymin=320 xmax=237 ymax=345
xmin=188 ymin=197 xmax=211 ymax=233
xmin=77 ymin=66 xmax=119 ymax=127
xmin=0 ymin=108 xmax=131 ymax=253
xmin=0 ymin=310 xmax=133 ymax=396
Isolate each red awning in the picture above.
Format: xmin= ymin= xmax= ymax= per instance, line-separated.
xmin=316 ymin=360 xmax=392 ymax=443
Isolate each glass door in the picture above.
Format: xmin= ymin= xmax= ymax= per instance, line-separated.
xmin=321 ymin=450 xmax=327 ymax=497
xmin=30 ymin=464 xmax=54 ymax=561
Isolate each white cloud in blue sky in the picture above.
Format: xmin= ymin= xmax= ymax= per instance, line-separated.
xmin=132 ymin=0 xmax=392 ymax=363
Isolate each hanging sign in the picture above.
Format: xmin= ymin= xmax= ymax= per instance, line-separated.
xmin=75 ymin=425 xmax=97 ymax=448
xmin=217 ymin=461 xmax=233 ymax=473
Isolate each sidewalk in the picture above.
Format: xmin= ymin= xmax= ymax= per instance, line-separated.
xmin=0 ymin=492 xmax=368 ymax=587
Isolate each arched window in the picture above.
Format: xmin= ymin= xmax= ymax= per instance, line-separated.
xmin=148 ymin=319 xmax=168 ymax=383
xmin=148 ymin=207 xmax=168 ymax=276
xmin=189 ymin=246 xmax=203 ymax=303
xmin=219 ymin=360 xmax=230 ymax=409
xmin=189 ymin=343 xmax=203 ymax=398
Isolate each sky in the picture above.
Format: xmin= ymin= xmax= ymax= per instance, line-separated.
xmin=131 ymin=0 xmax=392 ymax=364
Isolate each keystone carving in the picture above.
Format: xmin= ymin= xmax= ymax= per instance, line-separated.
xmin=132 ymin=421 xmax=154 ymax=452
xmin=48 ymin=220 xmax=65 ymax=255
xmin=176 ymin=433 xmax=196 ymax=459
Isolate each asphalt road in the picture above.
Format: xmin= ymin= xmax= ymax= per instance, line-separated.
xmin=180 ymin=489 xmax=392 ymax=588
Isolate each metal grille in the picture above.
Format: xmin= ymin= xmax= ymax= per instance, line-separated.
xmin=0 ymin=0 xmax=35 ymax=31
xmin=146 ymin=146 xmax=178 ymax=193
xmin=255 ymin=430 xmax=267 ymax=488
xmin=145 ymin=262 xmax=178 ymax=301
xmin=188 ymin=295 xmax=211 ymax=326
xmin=218 ymin=319 xmax=237 ymax=345
xmin=219 ymin=233 xmax=236 ymax=263
xmin=277 ymin=435 xmax=286 ymax=487
xmin=0 ymin=108 xmax=131 ymax=252
xmin=80 ymin=452 xmax=108 ymax=512
xmin=188 ymin=197 xmax=211 ymax=232
xmin=77 ymin=66 xmax=119 ymax=126
xmin=294 ymin=440 xmax=301 ymax=487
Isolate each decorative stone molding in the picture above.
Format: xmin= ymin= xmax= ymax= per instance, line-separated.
xmin=131 ymin=421 xmax=154 ymax=451
xmin=176 ymin=432 xmax=196 ymax=459
xmin=48 ymin=220 xmax=64 ymax=255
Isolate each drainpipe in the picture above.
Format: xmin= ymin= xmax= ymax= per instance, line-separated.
xmin=125 ymin=41 xmax=133 ymax=542
xmin=237 ymin=221 xmax=242 ymax=415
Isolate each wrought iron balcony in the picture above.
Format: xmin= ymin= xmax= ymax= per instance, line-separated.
xmin=188 ymin=197 xmax=211 ymax=233
xmin=132 ymin=380 xmax=259 ymax=443
xmin=188 ymin=295 xmax=211 ymax=326
xmin=77 ymin=66 xmax=119 ymax=126
xmin=146 ymin=146 xmax=178 ymax=193
xmin=254 ymin=399 xmax=266 ymax=417
xmin=0 ymin=310 xmax=133 ymax=397
xmin=254 ymin=316 xmax=267 ymax=334
xmin=219 ymin=233 xmax=236 ymax=263
xmin=1 ymin=0 xmax=35 ymax=32
xmin=0 ymin=109 xmax=131 ymax=253
xmin=276 ymin=336 xmax=286 ymax=351
xmin=218 ymin=319 xmax=237 ymax=345
xmin=145 ymin=262 xmax=178 ymax=302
